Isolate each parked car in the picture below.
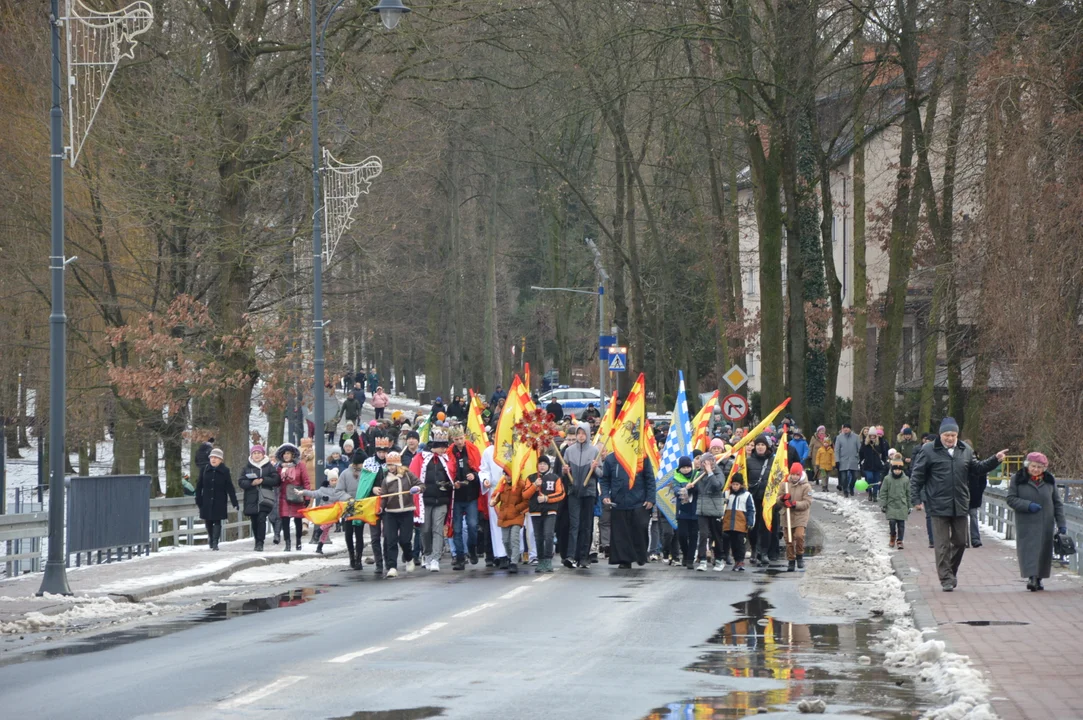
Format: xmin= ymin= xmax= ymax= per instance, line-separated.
xmin=538 ymin=387 xmax=604 ymax=416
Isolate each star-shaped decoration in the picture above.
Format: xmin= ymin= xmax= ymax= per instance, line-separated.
xmin=112 ymin=31 xmax=138 ymax=62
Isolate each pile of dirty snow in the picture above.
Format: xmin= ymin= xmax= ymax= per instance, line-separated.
xmin=804 ymin=496 xmax=997 ymax=720
xmin=0 ymin=595 xmax=171 ymax=635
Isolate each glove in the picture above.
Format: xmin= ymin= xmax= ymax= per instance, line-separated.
xmin=781 ymin=493 xmax=792 ymax=502
xmin=409 ymin=486 xmax=422 ymax=495
xmin=1028 ymin=502 xmax=1042 ymax=513
xmin=1059 ymin=526 xmax=1067 ymax=535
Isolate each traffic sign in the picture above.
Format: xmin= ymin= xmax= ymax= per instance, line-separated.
xmin=723 ymin=364 xmax=748 ymax=391
xmin=608 ymin=347 xmax=627 ymax=372
xmin=721 ymin=393 xmax=749 ymax=422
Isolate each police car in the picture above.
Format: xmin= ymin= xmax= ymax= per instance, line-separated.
xmin=538 ymin=387 xmax=604 ymax=416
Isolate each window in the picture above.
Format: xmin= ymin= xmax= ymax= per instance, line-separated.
xmin=746 ymin=268 xmax=757 ymax=295
xmin=747 ymin=354 xmax=756 ymax=377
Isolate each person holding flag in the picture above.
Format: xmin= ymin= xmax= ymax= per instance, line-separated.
xmin=695 ymin=451 xmax=729 ymax=570
xmin=653 ymin=371 xmax=694 ymax=564
xmin=599 ymin=374 xmax=656 ymax=569
xmin=775 ymin=462 xmax=813 ymax=571
xmin=373 ymin=451 xmax=423 ymax=577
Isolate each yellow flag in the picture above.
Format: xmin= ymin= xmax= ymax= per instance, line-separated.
xmin=762 ymin=432 xmax=789 ymax=531
xmin=611 ymin=373 xmax=646 ymax=484
xmin=466 ymin=389 xmax=490 ymax=450
xmin=594 ymin=391 xmax=618 ymax=447
xmin=300 ymin=501 xmax=347 ymax=525
xmin=727 ymin=445 xmax=747 ymax=483
xmin=720 ymin=397 xmax=792 ymax=462
xmin=494 ymin=375 xmax=536 ymax=475
xmin=645 ymin=421 xmax=662 ymax=475
xmin=691 ymin=391 xmax=719 ymax=452
xmin=343 ymin=495 xmax=381 ymax=526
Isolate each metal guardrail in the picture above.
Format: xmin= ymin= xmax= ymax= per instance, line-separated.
xmin=979 ymin=485 xmax=1083 ymax=575
xmin=149 ymin=497 xmax=250 ymax=551
xmin=0 ymin=512 xmax=48 ymax=577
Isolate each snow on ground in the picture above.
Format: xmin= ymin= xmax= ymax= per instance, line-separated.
xmin=158 ymin=557 xmax=344 ymax=600
xmin=91 ymin=558 xmax=240 ymax=595
xmin=0 ymin=594 xmax=173 ymax=635
xmin=809 ymin=495 xmax=997 ymax=720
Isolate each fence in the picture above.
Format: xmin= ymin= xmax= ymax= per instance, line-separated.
xmin=978 ymin=484 xmax=1083 ymax=575
xmin=0 ymin=512 xmax=48 ymax=577
xmin=150 ymin=498 xmax=251 ymax=551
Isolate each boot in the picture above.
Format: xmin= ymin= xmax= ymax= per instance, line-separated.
xmin=897 ymin=541 xmax=904 ymax=550
xmin=796 ymin=554 xmax=805 ymax=570
xmin=545 ymin=559 xmax=555 ymax=573
xmin=787 ymin=559 xmax=796 ymax=572
xmin=1027 ymin=577 xmax=1037 ymax=592
xmin=295 ymin=539 xmax=303 ymax=551
xmin=316 ymin=543 xmax=324 ymax=555
xmin=889 ymin=535 xmax=896 ymax=548
xmin=348 ymin=549 xmax=356 ymax=568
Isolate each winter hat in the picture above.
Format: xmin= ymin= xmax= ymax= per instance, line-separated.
xmin=326 ymin=445 xmax=342 ymax=461
xmin=325 ymin=467 xmax=340 ymax=481
xmin=343 ymin=439 xmax=355 ymax=451
xmin=692 ymin=449 xmax=704 ymax=459
xmin=939 ymin=417 xmax=960 ymax=434
xmin=1025 ymin=452 xmax=1049 ymax=466
xmin=816 ymin=425 xmax=826 ymax=435
xmin=901 ymin=425 xmax=913 ymax=436
xmin=435 ymin=396 xmax=443 ymax=403
xmin=386 ymin=451 xmax=402 ymax=466
xmin=789 ymin=462 xmax=804 ymax=476
xmin=754 ymin=434 xmax=770 ymax=448
xmin=842 ymin=423 xmax=852 ymax=430
xmin=537 ymin=455 xmax=551 ymax=470
xmin=709 ymin=437 xmax=726 ymax=452
xmin=345 ymin=421 xmax=356 ymax=429
xmin=209 ymin=448 xmax=224 ymax=460
xmin=678 ymin=456 xmax=693 ymax=470
xmin=406 ymin=430 xmax=420 ymax=441
xmin=351 ymin=450 xmax=366 ymax=466
xmin=250 ymin=444 xmax=266 ymax=456
xmin=369 ymin=420 xmax=379 ymax=427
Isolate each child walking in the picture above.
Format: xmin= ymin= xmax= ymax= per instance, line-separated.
xmin=722 ymin=474 xmax=756 ymax=572
xmin=528 ymin=456 xmax=565 ymax=574
xmin=489 ymin=464 xmax=536 ymax=573
xmin=879 ymin=457 xmax=910 ymax=549
xmin=694 ymin=452 xmax=727 ymax=571
xmin=777 ymin=463 xmax=813 ymax=571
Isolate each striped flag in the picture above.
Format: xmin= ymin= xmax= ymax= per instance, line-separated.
xmin=654 ymin=371 xmax=693 ymax=529
xmin=594 ymin=391 xmax=618 ymax=448
xmin=610 ymin=373 xmax=646 ymax=487
xmin=691 ymin=390 xmax=719 ymax=452
xmin=763 ymin=432 xmax=789 ymax=531
xmin=466 ymin=389 xmax=490 ymax=450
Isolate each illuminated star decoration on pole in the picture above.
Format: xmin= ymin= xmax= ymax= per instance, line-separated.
xmin=321 ymin=149 xmax=383 ymax=263
xmin=64 ymin=0 xmax=153 ymax=166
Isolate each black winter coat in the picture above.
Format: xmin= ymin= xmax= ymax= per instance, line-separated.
xmin=860 ymin=443 xmax=885 ymax=473
xmin=239 ymin=459 xmax=281 ymax=516
xmin=745 ymin=450 xmax=774 ymax=500
xmin=195 ymin=463 xmax=238 ymax=521
xmin=599 ymin=454 xmax=656 ymax=510
xmin=910 ymin=439 xmax=1000 ymax=518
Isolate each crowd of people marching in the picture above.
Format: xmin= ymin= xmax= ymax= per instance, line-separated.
xmin=193 ymin=383 xmax=1072 ymax=592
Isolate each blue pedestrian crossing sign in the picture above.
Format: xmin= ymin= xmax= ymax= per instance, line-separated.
xmin=608 ymin=347 xmax=627 ymax=372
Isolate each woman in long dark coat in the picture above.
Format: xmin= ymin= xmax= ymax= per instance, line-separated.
xmin=195 ymin=448 xmax=238 ymax=550
xmin=1006 ymin=452 xmax=1067 ymax=591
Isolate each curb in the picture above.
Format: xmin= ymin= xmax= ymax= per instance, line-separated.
xmin=890 ymin=552 xmax=939 ymax=631
xmin=112 ymin=548 xmax=346 ymax=603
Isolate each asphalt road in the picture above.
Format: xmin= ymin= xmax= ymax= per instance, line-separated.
xmin=0 ymin=562 xmax=789 ymax=720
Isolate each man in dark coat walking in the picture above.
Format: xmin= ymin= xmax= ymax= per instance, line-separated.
xmin=600 ymin=452 xmax=656 ymax=568
xmin=911 ymin=417 xmax=1006 ymax=592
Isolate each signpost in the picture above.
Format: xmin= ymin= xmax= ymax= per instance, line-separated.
xmin=721 ymin=393 xmax=749 ymax=422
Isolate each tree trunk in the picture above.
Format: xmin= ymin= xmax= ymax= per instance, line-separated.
xmin=144 ymin=425 xmax=161 ymax=497
xmin=112 ymin=410 xmax=141 ymax=474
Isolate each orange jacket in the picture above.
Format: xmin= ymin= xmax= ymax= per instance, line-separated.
xmin=491 ymin=478 xmax=537 ymax=527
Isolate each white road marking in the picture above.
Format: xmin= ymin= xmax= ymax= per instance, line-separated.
xmin=396 ymin=621 xmax=447 ymax=641
xmin=452 ymin=603 xmax=495 ymax=618
xmin=533 ymin=575 xmax=552 ymax=583
xmin=500 ymin=585 xmax=533 ymax=600
xmin=327 ymin=646 xmax=387 ymax=664
xmin=220 ymin=675 xmax=306 ymax=708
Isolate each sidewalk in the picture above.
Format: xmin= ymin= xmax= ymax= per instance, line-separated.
xmin=0 ymin=537 xmax=346 ymax=629
xmin=893 ymin=507 xmax=1083 ymax=720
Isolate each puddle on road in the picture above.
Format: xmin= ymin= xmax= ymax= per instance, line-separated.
xmin=646 ymin=592 xmax=932 ymax=719
xmin=332 ymin=708 xmax=444 ymax=720
xmin=0 ymin=586 xmax=329 ymax=667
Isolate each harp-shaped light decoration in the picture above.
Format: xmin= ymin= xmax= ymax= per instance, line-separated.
xmin=321 ymin=149 xmax=383 ymax=262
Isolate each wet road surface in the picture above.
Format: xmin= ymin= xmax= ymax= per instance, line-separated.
xmin=0 ymin=562 xmax=934 ymax=719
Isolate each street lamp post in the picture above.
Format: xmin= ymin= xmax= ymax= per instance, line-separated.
xmin=585 ymin=239 xmax=609 ymax=405
xmin=311 ymin=0 xmax=408 ymax=477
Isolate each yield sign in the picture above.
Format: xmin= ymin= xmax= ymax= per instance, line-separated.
xmin=721 ymin=393 xmax=749 ymax=422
